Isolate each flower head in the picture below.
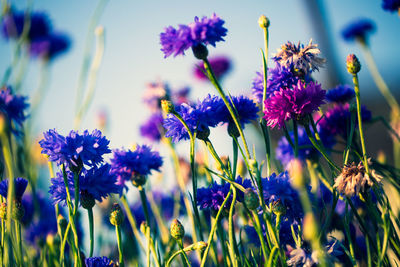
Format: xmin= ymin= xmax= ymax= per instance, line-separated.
xmin=216 ymin=95 xmax=259 ymax=127
xmin=194 ymin=55 xmax=232 ymax=81
xmin=160 ymin=13 xmax=227 ymax=58
xmin=334 ymin=160 xmax=382 ymax=197
xmin=85 ymin=257 xmax=114 ymax=267
xmin=0 ymin=86 xmax=29 ymax=132
xmin=1 ymin=10 xmax=51 ymax=40
xmin=382 ymin=0 xmax=400 ymax=12
xmin=49 ymin=164 xmax=120 ymax=205
xmin=29 ymin=32 xmax=71 ymax=60
xmin=272 ymin=40 xmax=325 ymax=76
xmin=342 ymin=18 xmax=375 ymax=43
xmin=140 ymin=112 xmax=164 ymax=142
xmin=39 ymin=129 xmax=110 ymax=169
xmin=0 ymin=178 xmax=28 ymax=200
xmin=110 ymin=145 xmax=163 ymax=188
xmin=325 ymin=85 xmax=355 ymax=103
xmin=263 ymin=81 xmax=326 ymax=129
xmin=197 ymin=177 xmax=252 ymax=214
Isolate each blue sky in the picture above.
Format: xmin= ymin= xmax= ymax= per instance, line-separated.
xmin=1 ymin=0 xmax=399 ymax=148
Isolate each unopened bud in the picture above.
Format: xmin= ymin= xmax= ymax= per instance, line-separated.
xmin=192 ymin=43 xmax=208 ymax=60
xmin=227 ymin=123 xmax=240 ymax=138
xmin=196 ymin=127 xmax=210 ymax=141
xmin=0 ymin=202 xmax=7 ymax=220
xmin=109 ymin=203 xmax=124 ymax=226
xmin=57 ymin=214 xmax=68 ymax=230
xmin=237 ymin=159 xmax=247 ymax=177
xmin=258 ymin=15 xmax=270 ymax=29
xmin=131 ymin=174 xmax=147 ymax=187
xmin=271 ymin=200 xmax=286 ymax=216
xmin=11 ymin=200 xmax=25 ymax=221
xmin=244 ymin=189 xmax=259 ymax=210
xmin=170 ymin=219 xmax=185 ymax=240
xmin=80 ymin=190 xmax=95 ymax=210
xmin=193 ymin=241 xmax=207 ymax=251
xmin=161 ymin=99 xmax=175 ymax=114
xmin=346 ymin=54 xmax=361 ymax=75
xmin=140 ymin=221 xmax=149 ymax=234
xmin=303 ymin=213 xmax=318 ymax=241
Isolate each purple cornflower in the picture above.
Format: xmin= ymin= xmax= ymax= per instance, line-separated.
xmin=0 ymin=178 xmax=28 ymax=200
xmin=29 ymin=32 xmax=71 ymax=60
xmin=110 ymin=145 xmax=163 ymax=188
xmin=197 ymin=177 xmax=252 ymax=215
xmin=382 ymin=0 xmax=400 ymax=12
xmin=140 ymin=112 xmax=164 ymax=142
xmin=272 ymin=40 xmax=325 ymax=76
xmin=39 ymin=129 xmax=111 ymax=169
xmin=252 ymin=64 xmax=300 ymax=103
xmin=194 ymin=55 xmax=232 ymax=81
xmin=318 ymin=103 xmax=372 ymax=137
xmin=325 ymin=85 xmax=355 ymax=103
xmin=216 ymin=95 xmax=259 ymax=128
xmin=160 ymin=13 xmax=227 ymax=57
xmin=49 ymin=164 xmax=120 ymax=206
xmin=262 ymin=172 xmax=303 ymax=220
xmin=0 ymin=86 xmax=29 ymax=133
xmin=342 ymin=18 xmax=375 ymax=43
xmin=1 ymin=10 xmax=51 ymax=41
xmin=263 ymin=81 xmax=326 ymax=129
xmin=85 ymin=256 xmax=114 ymax=267
xmin=163 ymin=94 xmax=221 ymax=142
xmin=276 ymin=127 xmax=335 ymax=167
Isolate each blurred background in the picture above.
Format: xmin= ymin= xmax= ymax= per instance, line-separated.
xmin=0 ymin=0 xmax=399 ymax=156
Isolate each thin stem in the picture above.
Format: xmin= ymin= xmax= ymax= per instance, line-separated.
xmin=352 ymin=74 xmax=369 ymax=174
xmin=88 ymin=208 xmax=94 ymax=257
xmin=293 ymin=120 xmax=299 ymax=158
xmin=228 ymin=187 xmax=238 ymax=267
xmin=120 ymin=196 xmax=145 ymax=251
xmin=177 ymin=239 xmax=191 ymax=267
xmin=15 ymin=221 xmax=22 ymax=265
xmin=203 ymin=58 xmax=251 ymax=160
xmin=251 ymin=211 xmax=269 ymax=263
xmin=116 ymin=225 xmax=124 ymax=267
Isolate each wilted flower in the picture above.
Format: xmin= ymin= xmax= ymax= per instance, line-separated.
xmin=272 ymin=40 xmax=325 ymax=76
xmin=342 ymin=18 xmax=375 ymax=43
xmin=160 ymin=13 xmax=227 ymax=58
xmin=334 ymin=159 xmax=382 ymax=197
xmin=194 ymin=55 xmax=232 ymax=81
xmin=263 ymin=81 xmax=326 ymax=129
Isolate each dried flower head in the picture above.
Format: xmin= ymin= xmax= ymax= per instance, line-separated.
xmin=334 ymin=159 xmax=382 ymax=197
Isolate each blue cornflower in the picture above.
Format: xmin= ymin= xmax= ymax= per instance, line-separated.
xmin=160 ymin=13 xmax=227 ymax=57
xmin=382 ymin=0 xmax=400 ymax=12
xmin=325 ymin=85 xmax=355 ymax=103
xmin=318 ymin=103 xmax=372 ymax=138
xmin=276 ymin=127 xmax=335 ymax=167
xmin=262 ymin=172 xmax=303 ymax=220
xmin=252 ymin=64 xmax=300 ymax=103
xmin=342 ymin=18 xmax=375 ymax=43
xmin=39 ymin=129 xmax=111 ymax=169
xmin=216 ymin=95 xmax=259 ymax=127
xmin=197 ymin=177 xmax=252 ymax=215
xmin=1 ymin=10 xmax=51 ymax=41
xmin=85 ymin=256 xmax=114 ymax=267
xmin=140 ymin=112 xmax=164 ymax=142
xmin=0 ymin=177 xmax=28 ymax=200
xmin=272 ymin=40 xmax=325 ymax=76
xmin=0 ymin=86 xmax=29 ymax=132
xmin=29 ymin=32 xmax=71 ymax=60
xmin=25 ymin=219 xmax=58 ymax=245
xmin=110 ymin=145 xmax=163 ymax=188
xmin=49 ymin=164 xmax=120 ymax=206
xmin=163 ymin=94 xmax=221 ymax=142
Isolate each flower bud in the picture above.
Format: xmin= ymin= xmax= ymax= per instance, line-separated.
xmin=346 ymin=54 xmax=361 ymax=75
xmin=192 ymin=43 xmax=208 ymax=60
xmin=244 ymin=189 xmax=259 ymax=210
xmin=0 ymin=202 xmax=7 ymax=220
xmin=58 ymin=214 xmax=68 ymax=233
xmin=258 ymin=15 xmax=270 ymax=29
xmin=170 ymin=219 xmax=185 ymax=240
xmin=193 ymin=241 xmax=207 ymax=251
xmin=131 ymin=174 xmax=147 ymax=187
xmin=161 ymin=100 xmax=175 ymax=114
xmin=271 ymin=200 xmax=286 ymax=216
xmin=11 ymin=200 xmax=25 ymax=221
xmin=140 ymin=221 xmax=149 ymax=234
xmin=196 ymin=127 xmax=210 ymax=141
xmin=237 ymin=159 xmax=247 ymax=177
xmin=109 ymin=203 xmax=124 ymax=226
xmin=81 ymin=190 xmax=95 ymax=210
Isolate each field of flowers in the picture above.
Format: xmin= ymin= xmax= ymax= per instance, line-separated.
xmin=0 ymin=0 xmax=400 ymax=266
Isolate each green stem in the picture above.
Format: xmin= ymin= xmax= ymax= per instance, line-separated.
xmin=88 ymin=208 xmax=94 ymax=257
xmin=177 ymin=239 xmax=191 ymax=267
xmin=293 ymin=120 xmax=299 ymax=158
xmin=251 ymin=211 xmax=269 ymax=263
xmin=228 ymin=187 xmax=238 ymax=267
xmin=120 ymin=195 xmax=145 ymax=251
xmin=200 ymin=190 xmax=232 ymax=267
xmin=15 ymin=221 xmax=22 ymax=265
xmin=138 ymin=186 xmax=151 ymax=227
xmin=203 ymin=58 xmax=251 ymax=160
xmin=352 ymin=73 xmax=370 ymax=174
xmin=116 ymin=225 xmax=124 ymax=267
